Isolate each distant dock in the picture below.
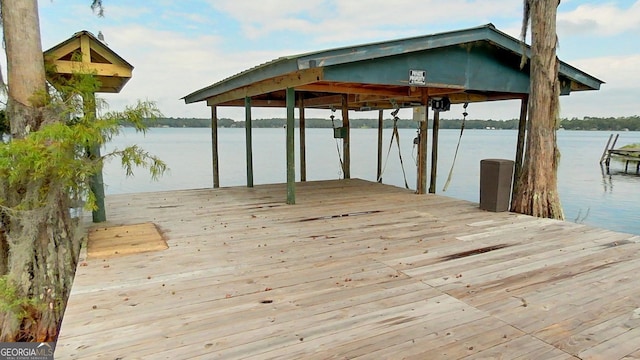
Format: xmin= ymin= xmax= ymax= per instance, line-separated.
xmin=601 ymin=134 xmax=640 ymax=174
xmin=56 ymin=179 xmax=640 ymax=359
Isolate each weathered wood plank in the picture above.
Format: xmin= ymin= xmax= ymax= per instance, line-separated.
xmin=56 ymin=179 xmax=640 ymax=359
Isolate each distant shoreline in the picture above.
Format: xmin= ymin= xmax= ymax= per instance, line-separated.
xmin=128 ymin=116 xmax=640 ymax=131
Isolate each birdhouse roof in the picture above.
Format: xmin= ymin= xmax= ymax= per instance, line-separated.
xmin=44 ymin=30 xmax=134 ymax=93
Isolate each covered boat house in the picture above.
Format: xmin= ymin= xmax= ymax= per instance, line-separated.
xmin=183 ymin=24 xmax=603 ymax=204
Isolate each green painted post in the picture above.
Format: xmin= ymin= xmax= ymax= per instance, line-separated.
xmin=418 ymin=92 xmax=429 ymax=194
xmin=298 ymin=95 xmax=306 ymax=182
xmin=429 ymin=109 xmax=440 ymax=194
xmin=211 ymin=105 xmax=220 ymax=188
xmin=85 ymin=92 xmax=106 ymax=222
xmin=286 ymin=88 xmax=296 ymax=204
xmin=341 ymin=94 xmax=350 ymax=179
xmin=245 ymin=96 xmax=254 ymax=187
xmin=377 ymin=109 xmax=383 ymax=182
xmin=88 ymin=144 xmax=106 ymax=222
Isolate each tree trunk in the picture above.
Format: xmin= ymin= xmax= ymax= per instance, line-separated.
xmin=1 ymin=0 xmax=80 ymax=342
xmin=511 ymin=0 xmax=564 ymax=220
xmin=2 ymin=0 xmax=47 ymax=138
xmin=1 ymin=186 xmax=80 ymax=341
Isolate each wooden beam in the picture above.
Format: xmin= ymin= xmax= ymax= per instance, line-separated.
xmin=51 ymin=60 xmax=132 ymax=78
xmin=88 ymin=42 xmax=130 ymax=68
xmin=43 ymin=38 xmax=81 ymax=62
xmin=206 ymin=68 xmax=324 ymax=106
xmin=342 ymin=94 xmax=350 ymax=179
xmin=425 ymin=87 xmax=466 ymax=97
xmin=296 ymin=83 xmax=410 ymax=97
xmin=80 ymin=34 xmax=91 ymax=63
xmin=217 ymin=99 xmax=287 ymax=107
xmin=211 ymin=106 xmax=220 ymax=188
xmin=301 ymin=94 xmax=345 ymax=108
xmin=298 ymin=95 xmax=307 ymax=182
xmin=245 ymin=97 xmax=254 ymax=188
xmin=448 ymin=92 xmax=528 ymax=104
xmin=286 ymin=88 xmax=296 ymax=204
xmin=377 ymin=109 xmax=384 ymax=182
xmin=417 ymin=91 xmax=429 ymax=194
xmin=512 ymin=95 xmax=528 ymax=203
xmin=429 ymin=109 xmax=440 ymax=194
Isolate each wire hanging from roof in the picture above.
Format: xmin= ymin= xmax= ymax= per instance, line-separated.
xmin=442 ymin=102 xmax=469 ymax=192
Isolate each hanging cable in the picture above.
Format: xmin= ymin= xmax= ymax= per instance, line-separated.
xmin=442 ymin=102 xmax=468 ymax=192
xmin=378 ymin=110 xmax=395 ymax=182
xmin=330 ymin=107 xmax=344 ymax=178
xmin=394 ymin=115 xmax=410 ymax=189
xmin=378 ymin=107 xmax=410 ymax=189
xmin=412 ymin=128 xmax=420 ymax=166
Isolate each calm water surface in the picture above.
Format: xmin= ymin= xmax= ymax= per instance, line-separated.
xmin=103 ymin=128 xmax=640 ymax=235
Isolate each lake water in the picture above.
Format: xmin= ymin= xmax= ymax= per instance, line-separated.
xmin=103 ymin=127 xmax=640 ymax=235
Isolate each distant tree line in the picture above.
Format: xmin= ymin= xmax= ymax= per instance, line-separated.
xmin=5 ymin=112 xmax=640 ymax=133
xmin=133 ymin=115 xmax=640 ymax=131
xmin=560 ymin=116 xmax=640 ymax=131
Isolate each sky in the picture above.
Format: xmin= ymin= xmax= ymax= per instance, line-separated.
xmin=4 ymin=0 xmax=639 ymax=121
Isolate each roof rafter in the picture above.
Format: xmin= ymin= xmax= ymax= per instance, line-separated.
xmin=206 ymin=68 xmax=324 ymax=106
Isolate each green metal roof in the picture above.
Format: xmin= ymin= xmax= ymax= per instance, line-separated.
xmin=183 ymin=24 xmax=603 ymax=109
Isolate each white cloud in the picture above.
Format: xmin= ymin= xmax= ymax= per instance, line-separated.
xmin=572 ymin=54 xmax=639 ymax=89
xmin=94 ymin=25 xmax=291 ymax=118
xmin=556 ymin=54 xmax=640 ymax=118
xmin=210 ymin=0 xmax=323 ymax=39
xmin=558 ymin=1 xmax=640 ymax=36
xmin=98 ymin=4 xmax=152 ymax=20
xmin=163 ymin=11 xmax=210 ymax=26
xmin=209 ymin=0 xmax=522 ymax=45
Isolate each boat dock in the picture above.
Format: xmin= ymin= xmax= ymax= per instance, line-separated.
xmin=600 ymin=134 xmax=640 ymax=174
xmin=56 ymin=179 xmax=640 ymax=359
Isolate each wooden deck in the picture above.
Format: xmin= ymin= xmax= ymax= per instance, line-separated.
xmin=56 ymin=179 xmax=640 ymax=359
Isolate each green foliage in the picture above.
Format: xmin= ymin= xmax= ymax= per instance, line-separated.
xmin=0 ymin=102 xmax=167 ymax=212
xmin=621 ymin=143 xmax=640 ymax=150
xmin=0 ymin=71 xmax=167 ymax=212
xmin=91 ymin=0 xmax=104 ymax=16
xmin=0 ymin=276 xmax=38 ymax=324
xmin=0 ymin=110 xmax=8 ymax=136
xmin=560 ymin=116 xmax=640 ymax=131
xmin=0 ymin=70 xmax=167 ymax=341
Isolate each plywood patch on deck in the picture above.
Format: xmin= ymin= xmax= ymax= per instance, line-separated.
xmin=87 ymin=222 xmax=167 ymax=259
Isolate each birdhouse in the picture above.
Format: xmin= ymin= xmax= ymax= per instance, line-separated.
xmin=43 ymin=30 xmax=133 ymax=93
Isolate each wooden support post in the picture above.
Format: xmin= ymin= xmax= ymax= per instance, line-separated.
xmin=211 ymin=106 xmax=220 ymax=188
xmin=85 ymin=92 xmax=106 ymax=222
xmin=341 ymin=94 xmax=351 ymax=179
xmin=80 ymin=34 xmax=91 ymax=63
xmin=244 ymin=96 xmax=254 ymax=187
xmin=417 ymin=92 xmax=429 ymax=194
xmin=429 ymin=109 xmax=440 ymax=193
xmin=298 ymin=95 xmax=306 ymax=182
xmin=512 ymin=96 xmax=528 ymax=199
xmin=377 ymin=109 xmax=383 ymax=182
xmin=286 ymin=88 xmax=296 ymax=204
